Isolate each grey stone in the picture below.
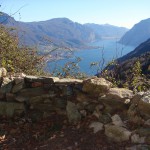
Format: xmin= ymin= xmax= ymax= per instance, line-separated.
xmin=30 ymin=103 xmax=57 ymax=112
xmin=145 ymin=136 xmax=150 ymax=144
xmin=15 ymin=96 xmax=27 ymax=102
xmin=0 ymin=68 xmax=7 ymax=77
xmin=144 ymin=119 xmax=150 ymax=126
xmin=29 ymin=95 xmax=47 ymax=104
xmin=98 ymin=114 xmax=112 ymax=124
xmin=135 ymin=128 xmax=150 ymax=137
xmin=138 ymin=100 xmax=150 ymax=119
xmin=43 ymin=77 xmax=59 ymax=84
xmin=107 ymin=88 xmax=133 ymax=100
xmin=25 ymin=75 xmax=40 ymax=82
xmin=12 ymin=80 xmax=25 ymax=93
xmin=127 ymin=103 xmax=143 ymax=125
xmin=66 ymin=101 xmax=81 ymax=123
xmin=29 ymin=94 xmax=55 ymax=104
xmin=85 ymin=103 xmax=97 ymax=113
xmin=89 ymin=122 xmax=103 ymax=133
xmin=0 ymin=102 xmax=25 ymax=117
xmin=0 ymin=78 xmax=13 ymax=93
xmin=82 ymin=77 xmax=112 ymax=96
xmin=99 ymin=98 xmax=127 ymax=114
xmin=105 ymin=124 xmax=131 ymax=142
xmin=17 ymin=87 xmax=47 ymax=98
xmin=131 ymin=134 xmax=145 ymax=144
xmin=56 ymin=78 xmax=82 ymax=84
xmin=14 ymin=77 xmax=24 ymax=84
xmin=141 ymin=90 xmax=150 ymax=103
xmin=76 ymin=92 xmax=91 ymax=102
xmin=6 ymin=93 xmax=15 ymax=101
xmin=111 ymin=114 xmax=125 ymax=127
xmin=61 ymin=86 xmax=74 ymax=96
xmin=25 ymin=76 xmax=59 ymax=84
xmin=54 ymin=98 xmax=67 ymax=109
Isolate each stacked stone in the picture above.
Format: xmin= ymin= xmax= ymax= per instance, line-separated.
xmin=0 ymin=68 xmax=149 ymax=147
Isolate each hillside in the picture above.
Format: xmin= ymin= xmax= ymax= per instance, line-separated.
xmin=101 ymin=38 xmax=150 ymax=89
xmin=0 ymin=12 xmax=99 ymax=49
xmin=85 ymin=23 xmax=128 ymax=39
xmin=119 ymin=18 xmax=150 ymax=47
xmin=0 ymin=12 xmax=128 ymax=49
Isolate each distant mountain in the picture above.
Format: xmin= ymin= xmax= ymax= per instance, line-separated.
xmin=0 ymin=12 xmax=128 ymax=49
xmin=0 ymin=12 xmax=100 ymax=49
xmin=84 ymin=23 xmax=128 ymax=39
xmin=119 ymin=18 xmax=150 ymax=47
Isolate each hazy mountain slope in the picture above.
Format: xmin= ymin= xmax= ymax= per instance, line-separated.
xmin=0 ymin=12 xmax=129 ymax=49
xmin=118 ymin=38 xmax=150 ymax=62
xmin=84 ymin=23 xmax=128 ymax=39
xmin=101 ymin=39 xmax=150 ymax=86
xmin=117 ymin=38 xmax=150 ymax=77
xmin=0 ymin=12 xmax=99 ymax=49
xmin=119 ymin=18 xmax=150 ymax=47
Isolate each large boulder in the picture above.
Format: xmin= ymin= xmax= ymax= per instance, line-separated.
xmin=105 ymin=124 xmax=131 ymax=142
xmin=82 ymin=77 xmax=112 ymax=97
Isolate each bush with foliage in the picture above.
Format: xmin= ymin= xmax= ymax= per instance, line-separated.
xmin=0 ymin=25 xmax=45 ymax=75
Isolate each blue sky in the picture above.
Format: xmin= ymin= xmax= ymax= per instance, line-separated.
xmin=1 ymin=0 xmax=150 ymax=28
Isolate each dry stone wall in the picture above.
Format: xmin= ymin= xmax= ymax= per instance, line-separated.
xmin=0 ymin=68 xmax=150 ymax=147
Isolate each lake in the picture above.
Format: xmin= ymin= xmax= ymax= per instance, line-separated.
xmin=46 ymin=39 xmax=134 ymax=76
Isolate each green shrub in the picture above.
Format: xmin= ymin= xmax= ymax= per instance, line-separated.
xmin=0 ymin=25 xmax=45 ymax=75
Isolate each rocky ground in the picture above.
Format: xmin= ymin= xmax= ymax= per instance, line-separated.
xmin=0 ymin=68 xmax=150 ymax=150
xmin=1 ymin=113 xmax=149 ymax=150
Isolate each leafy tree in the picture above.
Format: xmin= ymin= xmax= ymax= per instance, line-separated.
xmin=0 ymin=25 xmax=45 ymax=75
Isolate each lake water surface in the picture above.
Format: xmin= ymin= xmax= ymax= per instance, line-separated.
xmin=47 ymin=39 xmax=134 ymax=76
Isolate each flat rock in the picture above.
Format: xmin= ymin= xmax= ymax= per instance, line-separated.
xmin=25 ymin=76 xmax=59 ymax=84
xmin=56 ymin=78 xmax=82 ymax=84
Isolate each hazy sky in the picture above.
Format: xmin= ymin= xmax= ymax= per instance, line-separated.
xmin=1 ymin=0 xmax=150 ymax=28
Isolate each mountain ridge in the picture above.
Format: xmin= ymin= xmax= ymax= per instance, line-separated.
xmin=119 ymin=18 xmax=150 ymax=47
xmin=84 ymin=23 xmax=128 ymax=39
xmin=0 ymin=12 xmax=128 ymax=49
